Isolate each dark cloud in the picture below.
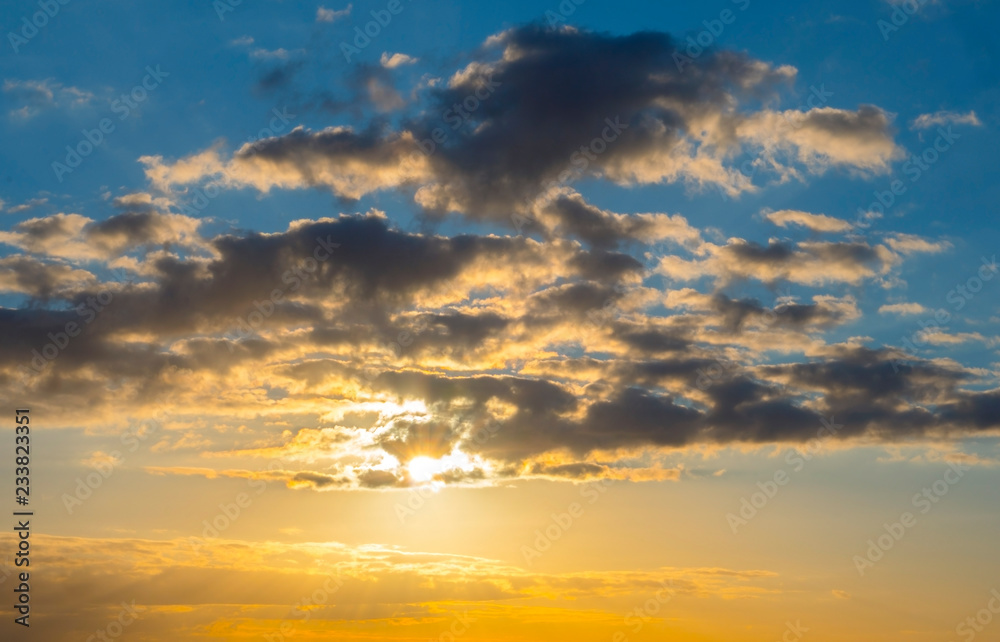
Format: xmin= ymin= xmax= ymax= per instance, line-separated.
xmin=357 ymin=469 xmax=402 ymax=488
xmin=0 ymin=255 xmax=92 ymax=299
xmin=408 ymin=26 xmax=792 ymax=218
xmin=255 ymin=59 xmax=305 ymax=94
xmin=528 ymin=461 xmax=606 ymax=479
xmin=154 ymin=24 xmax=899 ymax=246
xmin=709 ymin=293 xmax=855 ymax=332
xmin=0 ymin=212 xmax=636 ymax=387
xmin=537 ymin=194 xmax=674 ymax=248
xmin=362 ymin=345 xmax=1000 ymax=465
xmin=290 ymin=471 xmax=348 ymax=489
xmin=616 ymin=328 xmax=690 ymax=354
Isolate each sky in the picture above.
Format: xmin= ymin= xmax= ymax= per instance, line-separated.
xmin=1 ymin=0 xmax=999 ymax=640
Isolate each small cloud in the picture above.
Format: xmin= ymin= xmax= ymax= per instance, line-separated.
xmin=380 ymin=52 xmax=419 ymax=69
xmin=6 ymin=198 xmax=48 ymax=214
xmin=878 ymin=302 xmax=927 ymax=316
xmin=316 ymin=4 xmax=351 ymax=22
xmin=762 ymin=209 xmax=853 ymax=233
xmin=58 ymin=85 xmax=93 ymax=106
xmin=826 ymin=14 xmax=863 ymax=24
xmin=916 ymin=329 xmax=994 ymax=346
xmin=82 ymin=450 xmax=123 ymax=469
xmin=229 ymin=35 xmax=255 ymax=46
xmin=3 ymin=78 xmax=94 ymax=119
xmin=884 ymin=233 xmax=952 ymax=255
xmin=910 ymin=110 xmax=981 ymax=130
xmin=832 ymin=590 xmax=851 ymax=600
xmin=112 ymin=191 xmax=174 ymax=213
xmin=251 ymin=47 xmax=292 ymax=60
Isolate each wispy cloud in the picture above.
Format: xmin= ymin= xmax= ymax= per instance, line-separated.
xmin=910 ymin=110 xmax=981 ymax=130
xmin=317 ymin=4 xmax=352 ymax=22
xmin=878 ymin=302 xmax=927 ymax=315
xmin=250 ymin=47 xmax=295 ymax=60
xmin=3 ymin=78 xmax=94 ymax=119
xmin=762 ymin=209 xmax=853 ymax=233
xmin=5 ymin=197 xmax=48 ymax=214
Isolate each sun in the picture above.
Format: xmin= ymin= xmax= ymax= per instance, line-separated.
xmin=406 ymin=450 xmax=478 ymax=484
xmin=407 ymin=456 xmax=446 ymax=483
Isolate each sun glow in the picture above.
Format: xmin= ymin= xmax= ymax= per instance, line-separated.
xmin=407 ymin=456 xmax=447 ymax=482
xmin=407 ymin=450 xmax=477 ymax=483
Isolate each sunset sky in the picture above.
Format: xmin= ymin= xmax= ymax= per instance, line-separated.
xmin=2 ymin=0 xmax=1000 ymax=640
